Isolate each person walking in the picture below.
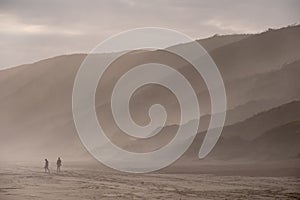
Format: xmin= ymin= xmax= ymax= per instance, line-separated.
xmin=44 ymin=159 xmax=50 ymax=173
xmin=56 ymin=157 xmax=62 ymax=173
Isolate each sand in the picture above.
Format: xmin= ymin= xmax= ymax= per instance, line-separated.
xmin=0 ymin=162 xmax=299 ymax=200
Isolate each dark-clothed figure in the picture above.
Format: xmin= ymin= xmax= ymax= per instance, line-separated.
xmin=56 ymin=157 xmax=62 ymax=173
xmin=44 ymin=159 xmax=50 ymax=173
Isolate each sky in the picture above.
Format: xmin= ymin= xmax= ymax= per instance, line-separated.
xmin=0 ymin=0 xmax=299 ymax=69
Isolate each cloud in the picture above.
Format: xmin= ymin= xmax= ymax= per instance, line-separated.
xmin=0 ymin=13 xmax=83 ymax=36
xmin=0 ymin=0 xmax=299 ymax=68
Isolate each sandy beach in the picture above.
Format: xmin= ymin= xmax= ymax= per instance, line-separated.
xmin=0 ymin=162 xmax=299 ymax=200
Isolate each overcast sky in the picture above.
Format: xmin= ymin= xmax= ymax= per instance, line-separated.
xmin=0 ymin=0 xmax=299 ymax=69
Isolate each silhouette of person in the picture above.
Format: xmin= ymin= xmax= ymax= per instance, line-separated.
xmin=56 ymin=157 xmax=62 ymax=173
xmin=44 ymin=159 xmax=50 ymax=173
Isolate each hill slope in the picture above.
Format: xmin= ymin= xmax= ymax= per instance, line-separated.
xmin=0 ymin=26 xmax=300 ymax=162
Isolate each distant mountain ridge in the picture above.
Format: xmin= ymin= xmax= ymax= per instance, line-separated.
xmin=0 ymin=25 xmax=300 ymax=163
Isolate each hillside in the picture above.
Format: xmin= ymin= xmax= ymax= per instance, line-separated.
xmin=175 ymin=101 xmax=299 ymax=161
xmin=0 ymin=26 xmax=300 ymax=163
